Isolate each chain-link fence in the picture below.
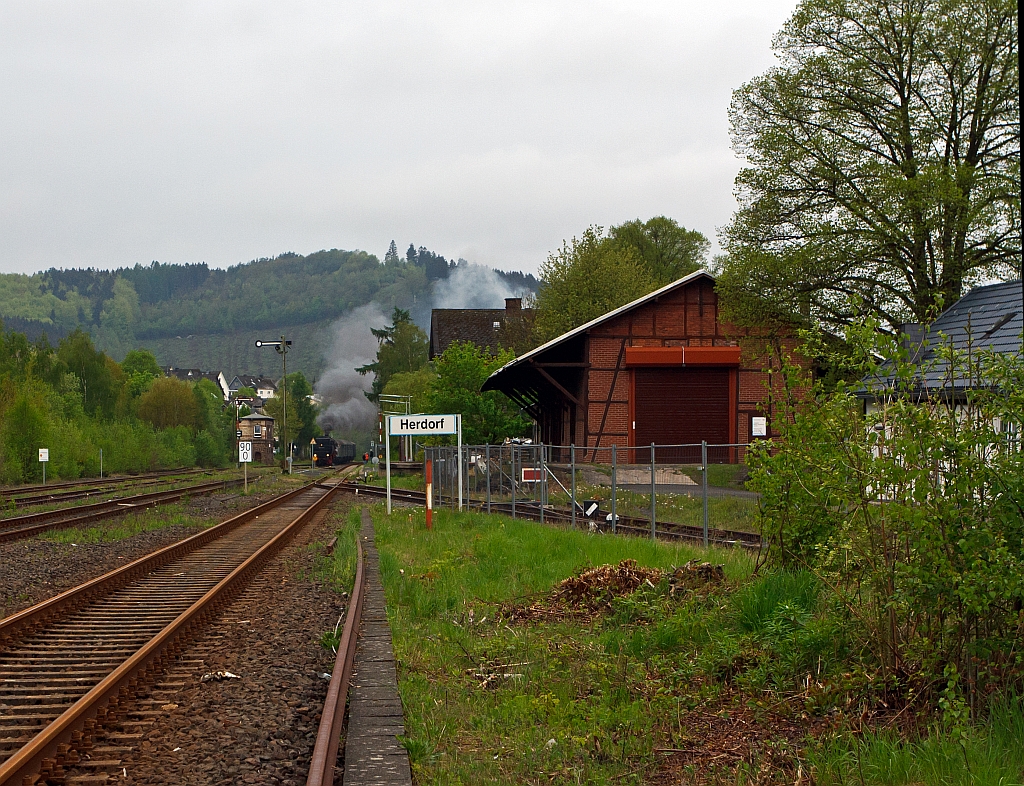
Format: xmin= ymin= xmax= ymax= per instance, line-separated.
xmin=421 ymin=441 xmax=761 ymax=548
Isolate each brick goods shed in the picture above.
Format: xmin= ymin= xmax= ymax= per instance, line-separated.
xmin=482 ymin=271 xmax=804 ymax=463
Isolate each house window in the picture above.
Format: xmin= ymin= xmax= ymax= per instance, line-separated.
xmin=493 ymin=321 xmax=501 ymax=329
xmin=254 ymin=425 xmax=262 ymax=437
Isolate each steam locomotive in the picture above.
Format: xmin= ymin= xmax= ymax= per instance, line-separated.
xmin=312 ymin=436 xmax=357 ymax=467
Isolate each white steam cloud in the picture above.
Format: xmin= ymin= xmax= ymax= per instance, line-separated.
xmin=433 ymin=263 xmax=518 ymax=309
xmin=316 ymin=263 xmax=535 ymax=433
xmin=316 ymin=304 xmax=386 ymax=433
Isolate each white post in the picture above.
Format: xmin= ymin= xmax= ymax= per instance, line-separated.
xmin=386 ymin=415 xmax=392 ymax=514
xmin=244 ymin=460 xmax=247 ymax=494
xmin=100 ymin=448 xmax=103 ymax=479
xmin=457 ymin=415 xmax=463 ymax=511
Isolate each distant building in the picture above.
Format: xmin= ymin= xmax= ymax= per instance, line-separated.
xmin=858 ymin=279 xmax=1022 ymax=406
xmin=429 ymin=297 xmax=535 ymax=359
xmin=238 ymin=412 xmax=275 ymax=465
xmin=228 ymin=375 xmax=277 ymax=401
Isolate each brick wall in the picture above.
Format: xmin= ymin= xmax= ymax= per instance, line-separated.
xmin=579 ymin=278 xmax=808 ymax=457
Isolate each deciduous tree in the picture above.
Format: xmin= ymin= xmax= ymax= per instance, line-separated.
xmin=428 ymin=342 xmax=531 ymax=444
xmin=719 ymin=0 xmax=1019 ymax=331
xmin=137 ymin=377 xmax=199 ymax=430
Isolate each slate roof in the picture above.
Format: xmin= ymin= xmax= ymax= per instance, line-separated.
xmin=239 ymin=412 xmax=274 ymax=421
xmin=861 ymin=279 xmax=1022 ymax=398
xmin=229 ymin=375 xmax=277 ymax=392
xmin=429 ymin=299 xmax=535 ymax=359
xmin=430 ymin=309 xmax=506 ymax=358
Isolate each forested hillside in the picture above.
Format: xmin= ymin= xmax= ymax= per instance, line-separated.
xmin=0 ymin=246 xmax=537 ymax=377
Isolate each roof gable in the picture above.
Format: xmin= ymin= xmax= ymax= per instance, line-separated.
xmin=486 ymin=270 xmax=714 ymax=379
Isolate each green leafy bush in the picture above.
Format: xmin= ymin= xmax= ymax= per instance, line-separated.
xmin=749 ymin=319 xmax=1024 ymax=709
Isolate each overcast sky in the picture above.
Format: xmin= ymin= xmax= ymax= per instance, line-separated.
xmin=0 ymin=0 xmax=799 ymax=277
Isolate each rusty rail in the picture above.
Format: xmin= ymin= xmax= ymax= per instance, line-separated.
xmin=0 ymin=467 xmax=207 ymax=499
xmin=336 ymin=480 xmax=764 ymax=549
xmin=0 ymin=477 xmax=246 ymax=543
xmin=3 ymin=471 xmax=225 ymax=509
xmin=306 ymin=516 xmax=366 ymax=786
xmin=0 ymin=480 xmax=339 ymax=786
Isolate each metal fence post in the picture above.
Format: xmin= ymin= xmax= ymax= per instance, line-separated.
xmin=486 ymin=444 xmax=491 ymax=513
xmin=511 ymin=444 xmax=516 ymax=519
xmin=611 ymin=443 xmax=617 ymax=535
xmin=650 ymin=443 xmax=656 ymax=540
xmin=539 ymin=444 xmax=545 ymax=525
xmin=702 ymin=440 xmax=709 ymax=548
xmin=570 ymin=444 xmax=576 ymax=529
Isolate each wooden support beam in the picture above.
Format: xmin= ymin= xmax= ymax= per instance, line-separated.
xmin=530 ymin=363 xmax=581 ymax=406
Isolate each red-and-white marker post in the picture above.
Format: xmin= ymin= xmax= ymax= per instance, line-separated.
xmin=424 ymin=459 xmax=433 ymax=530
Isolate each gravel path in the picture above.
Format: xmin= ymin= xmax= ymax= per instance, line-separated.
xmin=78 ymin=498 xmax=353 ymax=786
xmin=0 ymin=488 xmax=290 ymax=620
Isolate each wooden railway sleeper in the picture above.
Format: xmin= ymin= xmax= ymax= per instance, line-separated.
xmin=1 ymin=483 xmax=338 ymax=786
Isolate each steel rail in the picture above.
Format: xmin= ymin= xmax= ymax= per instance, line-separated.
xmin=4 ymin=472 xmax=223 ymax=509
xmin=306 ymin=516 xmax=366 ymax=786
xmin=337 ymin=481 xmax=763 ymax=549
xmin=0 ymin=481 xmax=310 ymax=646
xmin=0 ymin=478 xmax=245 ymax=544
xmin=0 ymin=479 xmax=339 ymax=786
xmin=0 ymin=467 xmax=208 ymax=499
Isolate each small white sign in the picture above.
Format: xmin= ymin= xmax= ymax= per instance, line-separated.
xmin=38 ymin=448 xmax=49 ymax=462
xmin=388 ymin=414 xmax=458 ymax=436
xmin=239 ymin=441 xmax=253 ymax=463
xmin=751 ymin=416 xmax=768 ymax=438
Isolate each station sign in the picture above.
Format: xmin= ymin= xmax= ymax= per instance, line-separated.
xmin=387 ymin=415 xmax=458 ymax=436
xmin=239 ymin=442 xmax=253 ymax=463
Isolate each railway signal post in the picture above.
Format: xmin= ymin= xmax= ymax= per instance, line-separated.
xmin=255 ymin=336 xmax=293 ymax=474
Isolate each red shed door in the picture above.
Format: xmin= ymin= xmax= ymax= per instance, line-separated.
xmin=634 ymin=368 xmax=730 ymax=462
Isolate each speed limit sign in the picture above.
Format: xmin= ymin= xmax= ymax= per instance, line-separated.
xmin=239 ymin=441 xmax=253 ymax=463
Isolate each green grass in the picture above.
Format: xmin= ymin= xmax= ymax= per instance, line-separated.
xmin=309 ymin=506 xmax=362 ymax=595
xmin=365 ymin=472 xmax=425 ymax=491
xmin=371 ymin=505 xmax=1023 ymax=785
xmin=809 ymin=698 xmax=1024 ymax=786
xmin=545 ymin=483 xmax=760 ymax=534
xmin=308 ymin=506 xmax=363 ymax=653
xmin=38 ymin=503 xmax=219 ymax=543
xmin=374 ymin=504 xmax=753 ymax=784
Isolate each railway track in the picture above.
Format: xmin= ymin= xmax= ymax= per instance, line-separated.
xmin=0 ymin=478 xmax=248 ymax=544
xmin=336 ymin=481 xmax=763 ymax=549
xmin=0 ymin=468 xmax=208 ymax=502
xmin=1 ymin=471 xmax=229 ymax=511
xmin=0 ymin=479 xmax=339 ymax=786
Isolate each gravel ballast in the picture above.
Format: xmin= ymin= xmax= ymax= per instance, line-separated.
xmin=69 ymin=498 xmax=354 ymax=786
